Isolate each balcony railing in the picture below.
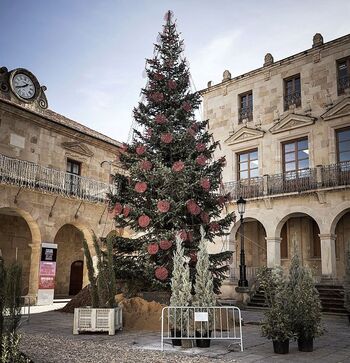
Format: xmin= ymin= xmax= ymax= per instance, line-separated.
xmin=284 ymin=91 xmax=301 ymax=110
xmin=0 ymin=153 xmax=117 ymax=203
xmin=238 ymin=106 xmax=253 ymax=123
xmin=224 ymin=162 xmax=350 ymax=200
xmin=338 ymin=75 xmax=350 ymax=94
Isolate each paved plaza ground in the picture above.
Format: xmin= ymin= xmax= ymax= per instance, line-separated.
xmin=19 ymin=308 xmax=350 ymax=363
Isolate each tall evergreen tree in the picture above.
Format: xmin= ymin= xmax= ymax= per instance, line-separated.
xmin=108 ymin=11 xmax=234 ymax=293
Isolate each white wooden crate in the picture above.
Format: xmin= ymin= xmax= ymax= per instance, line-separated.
xmin=73 ymin=307 xmax=122 ymax=335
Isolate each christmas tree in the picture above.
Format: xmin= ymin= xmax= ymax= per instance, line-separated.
xmin=108 ymin=11 xmax=234 ymax=293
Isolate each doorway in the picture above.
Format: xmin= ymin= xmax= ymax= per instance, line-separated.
xmin=69 ymin=260 xmax=83 ymax=296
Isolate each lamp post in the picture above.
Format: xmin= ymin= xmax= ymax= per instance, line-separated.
xmin=237 ymin=196 xmax=248 ymax=287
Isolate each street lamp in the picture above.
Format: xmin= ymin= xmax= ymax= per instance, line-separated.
xmin=237 ymin=196 xmax=248 ymax=287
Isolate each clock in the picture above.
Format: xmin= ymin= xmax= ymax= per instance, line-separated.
xmin=10 ymin=70 xmax=38 ymax=101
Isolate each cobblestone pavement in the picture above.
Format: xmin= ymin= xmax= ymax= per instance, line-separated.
xmin=19 ymin=309 xmax=350 ymax=363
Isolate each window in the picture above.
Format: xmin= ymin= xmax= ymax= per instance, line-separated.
xmin=66 ymin=159 xmax=81 ymax=194
xmin=238 ymin=149 xmax=258 ymax=180
xmin=283 ymin=138 xmax=309 ymax=173
xmin=284 ymin=74 xmax=301 ymax=111
xmin=66 ymin=159 xmax=81 ymax=175
xmin=336 ymin=128 xmax=350 ymax=163
xmin=337 ymin=57 xmax=350 ymax=95
xmin=238 ymin=91 xmax=253 ymax=123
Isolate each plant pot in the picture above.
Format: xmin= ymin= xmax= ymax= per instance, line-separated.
xmin=170 ymin=328 xmax=182 ymax=346
xmin=273 ymin=339 xmax=289 ymax=354
xmin=195 ymin=330 xmax=211 ymax=348
xmin=298 ymin=337 xmax=313 ymax=352
xmin=181 ymin=339 xmax=193 ymax=348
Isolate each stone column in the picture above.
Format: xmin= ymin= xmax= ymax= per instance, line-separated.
xmin=27 ymin=243 xmax=41 ymax=299
xmin=265 ymin=237 xmax=282 ymax=267
xmin=319 ymin=234 xmax=337 ymax=278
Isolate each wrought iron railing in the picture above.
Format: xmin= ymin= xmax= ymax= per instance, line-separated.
xmin=238 ymin=106 xmax=253 ymax=123
xmin=284 ymin=91 xmax=301 ymax=110
xmin=228 ymin=267 xmax=260 ymax=282
xmin=0 ymin=153 xmax=117 ymax=203
xmin=338 ymin=75 xmax=350 ymax=94
xmin=224 ymin=177 xmax=264 ymax=200
xmin=321 ymin=161 xmax=350 ymax=188
xmin=267 ymin=168 xmax=318 ymax=195
xmin=224 ymin=162 xmax=350 ymax=200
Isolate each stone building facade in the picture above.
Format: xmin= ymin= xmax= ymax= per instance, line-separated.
xmin=200 ymin=33 xmax=350 ymax=298
xmin=0 ymin=66 xmax=123 ymax=300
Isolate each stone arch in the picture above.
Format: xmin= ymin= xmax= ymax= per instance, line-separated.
xmin=53 ymin=221 xmax=95 ymax=297
xmin=328 ymin=202 xmax=350 ymax=235
xmin=0 ymin=206 xmax=42 ymax=296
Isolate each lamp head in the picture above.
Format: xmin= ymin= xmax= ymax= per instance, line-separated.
xmin=237 ymin=196 xmax=246 ymax=216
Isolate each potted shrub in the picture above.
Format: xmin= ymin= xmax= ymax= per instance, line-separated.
xmin=73 ymin=235 xmax=122 ymax=335
xmin=169 ymin=235 xmax=192 ymax=347
xmin=258 ymin=267 xmax=293 ymax=354
xmin=287 ymin=254 xmax=323 ymax=352
xmin=193 ymin=227 xmax=216 ymax=348
xmin=344 ymin=251 xmax=350 ymax=325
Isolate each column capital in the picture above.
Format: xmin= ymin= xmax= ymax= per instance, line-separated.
xmin=28 ymin=243 xmax=41 ymax=251
xmin=265 ymin=237 xmax=282 ymax=243
xmin=318 ymin=233 xmax=336 ymax=241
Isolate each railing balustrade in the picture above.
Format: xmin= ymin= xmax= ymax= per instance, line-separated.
xmin=228 ymin=267 xmax=260 ymax=282
xmin=284 ymin=91 xmax=301 ymax=110
xmin=338 ymin=75 xmax=350 ymax=94
xmin=0 ymin=153 xmax=117 ymax=203
xmin=238 ymin=106 xmax=253 ymax=123
xmin=224 ymin=162 xmax=350 ymax=200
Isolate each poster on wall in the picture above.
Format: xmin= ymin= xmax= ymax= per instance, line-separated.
xmin=37 ymin=242 xmax=58 ymax=305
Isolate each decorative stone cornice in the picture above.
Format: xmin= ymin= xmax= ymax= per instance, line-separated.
xmin=224 ymin=126 xmax=265 ymax=145
xmin=321 ymin=96 xmax=350 ymax=121
xmin=269 ymin=112 xmax=316 ymax=134
xmin=61 ymin=141 xmax=94 ymax=157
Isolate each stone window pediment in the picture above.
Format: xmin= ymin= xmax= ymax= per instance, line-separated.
xmin=224 ymin=126 xmax=264 ymax=145
xmin=321 ymin=97 xmax=350 ymax=121
xmin=269 ymin=113 xmax=316 ymax=134
xmin=61 ymin=141 xmax=94 ymax=157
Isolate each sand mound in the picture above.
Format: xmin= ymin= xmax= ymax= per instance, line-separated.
xmin=60 ymin=289 xmax=164 ymax=331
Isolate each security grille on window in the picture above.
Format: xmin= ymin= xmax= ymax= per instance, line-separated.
xmin=284 ymin=74 xmax=301 ymax=111
xmin=238 ymin=91 xmax=253 ymax=123
xmin=238 ymin=149 xmax=258 ymax=180
xmin=337 ymin=57 xmax=350 ymax=95
xmin=283 ymin=138 xmax=309 ymax=178
xmin=66 ymin=159 xmax=81 ymax=194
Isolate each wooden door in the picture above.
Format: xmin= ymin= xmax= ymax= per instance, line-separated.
xmin=69 ymin=260 xmax=83 ymax=296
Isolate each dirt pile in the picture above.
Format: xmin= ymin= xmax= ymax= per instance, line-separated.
xmin=60 ymin=286 xmax=91 ymax=313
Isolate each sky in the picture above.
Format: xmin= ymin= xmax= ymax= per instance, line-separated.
xmin=1 ymin=0 xmax=349 ymax=142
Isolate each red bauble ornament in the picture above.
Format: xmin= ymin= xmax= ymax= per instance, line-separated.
xmin=200 ymin=211 xmax=210 ymax=224
xmin=196 ymin=154 xmax=207 ymax=166
xmin=196 ymin=143 xmax=206 ymax=152
xmin=182 ymin=101 xmax=192 ymax=112
xmin=123 ymin=205 xmax=131 ymax=218
xmin=160 ymin=133 xmax=173 ymax=144
xmin=147 ymin=243 xmax=159 ymax=255
xmin=139 ymin=160 xmax=153 ymax=171
xmin=167 ymin=80 xmax=177 ymax=89
xmin=155 ymin=114 xmax=167 ymax=124
xmin=151 ymin=92 xmax=164 ymax=102
xmin=135 ymin=181 xmax=147 ymax=193
xmin=218 ymin=196 xmax=226 ymax=206
xmin=155 ymin=266 xmax=168 ymax=281
xmin=113 ymin=203 xmax=123 ymax=215
xmin=186 ymin=199 xmax=201 ymax=216
xmin=157 ymin=200 xmax=170 ymax=213
xmin=159 ymin=239 xmax=172 ymax=250
xmin=172 ymin=160 xmax=184 ymax=172
xmin=136 ymin=145 xmax=146 ymax=155
xmin=179 ymin=230 xmax=188 ymax=241
xmin=138 ymin=215 xmax=151 ymax=228
xmin=209 ymin=222 xmax=220 ymax=232
xmin=200 ymin=178 xmax=211 ymax=191
xmin=154 ymin=72 xmax=164 ymax=80
xmin=187 ymin=128 xmax=196 ymax=137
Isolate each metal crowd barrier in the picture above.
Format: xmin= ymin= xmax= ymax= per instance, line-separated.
xmin=161 ymin=306 xmax=243 ymax=351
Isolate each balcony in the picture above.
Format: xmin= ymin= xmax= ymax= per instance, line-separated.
xmin=284 ymin=91 xmax=301 ymax=110
xmin=0 ymin=153 xmax=117 ymax=203
xmin=224 ymin=161 xmax=350 ymax=200
xmin=338 ymin=75 xmax=350 ymax=94
xmin=238 ymin=106 xmax=253 ymax=123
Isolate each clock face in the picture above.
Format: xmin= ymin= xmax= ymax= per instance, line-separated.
xmin=12 ymin=73 xmax=36 ymax=99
